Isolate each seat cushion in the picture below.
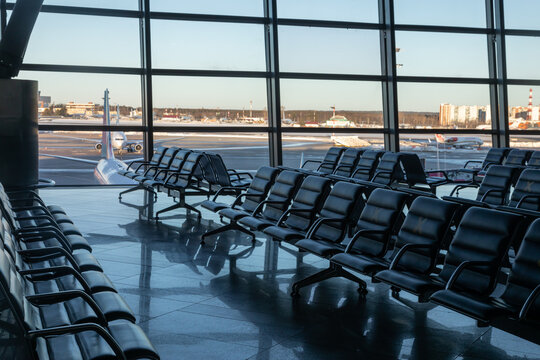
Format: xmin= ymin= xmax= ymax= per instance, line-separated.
xmin=295 ymin=239 xmax=344 ymax=257
xmin=58 ymin=222 xmax=83 ymax=236
xmin=331 ymin=253 xmax=389 ymax=275
xmin=201 ymin=200 xmax=229 ymax=213
xmin=108 ymin=320 xmax=160 ymax=360
xmin=66 ymin=235 xmax=92 ymax=252
xmin=263 ymin=225 xmax=305 ymax=243
xmin=218 ymin=207 xmax=251 ymax=221
xmin=93 ymin=292 xmax=136 ymax=323
xmin=47 ymin=205 xmax=66 ymax=214
xmin=374 ymin=269 xmax=445 ymax=296
xmin=49 ymin=251 xmax=103 ymax=272
xmin=237 ymin=216 xmax=276 ymax=231
xmin=430 ymin=289 xmax=514 ymax=322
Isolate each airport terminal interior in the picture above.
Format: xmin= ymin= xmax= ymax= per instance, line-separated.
xmin=2 ymin=1 xmax=540 ymax=359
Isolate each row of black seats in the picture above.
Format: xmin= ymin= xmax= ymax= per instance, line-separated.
xmin=117 ymin=146 xmax=253 ymax=220
xmin=0 ymin=183 xmax=160 ymax=359
xmin=196 ymin=164 xmax=540 ymax=343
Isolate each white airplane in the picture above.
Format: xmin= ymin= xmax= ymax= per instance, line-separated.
xmin=435 ymin=134 xmax=483 ymax=148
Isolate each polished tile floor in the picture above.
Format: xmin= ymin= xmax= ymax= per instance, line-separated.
xmin=40 ymin=187 xmax=540 ymax=360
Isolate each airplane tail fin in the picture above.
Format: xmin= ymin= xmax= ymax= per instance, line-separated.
xmin=434 ymin=134 xmax=445 ymax=143
xmin=102 ymin=89 xmax=114 ymax=160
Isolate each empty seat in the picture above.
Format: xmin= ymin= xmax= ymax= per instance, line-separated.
xmin=118 ymin=146 xmax=168 ymax=178
xmin=374 ymin=207 xmax=523 ymax=302
xmin=262 ymin=176 xmax=332 ymax=243
xmin=351 ymin=150 xmax=385 ymax=181
xmin=528 ymin=151 xmax=540 ymax=168
xmin=430 ymin=217 xmax=540 ymax=325
xmin=331 ymin=148 xmax=365 ymax=177
xmin=370 ymin=152 xmax=404 ymax=186
xmin=301 ymin=147 xmax=345 ymax=174
xmin=506 ymin=169 xmax=540 ymax=211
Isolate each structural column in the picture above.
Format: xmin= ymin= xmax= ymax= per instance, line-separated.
xmin=264 ymin=0 xmax=283 ymax=166
xmin=379 ymin=0 xmax=399 ymax=152
xmin=140 ymin=0 xmax=154 ymax=161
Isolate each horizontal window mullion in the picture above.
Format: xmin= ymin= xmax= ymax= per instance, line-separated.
xmin=507 ymin=79 xmax=540 ymax=86
xmin=21 ymin=64 xmax=143 ymax=75
xmin=280 ymin=72 xmax=384 ymax=82
xmin=6 ymin=3 xmax=141 ymax=18
xmin=153 ymin=126 xmax=270 ymax=133
xmin=396 ymin=76 xmax=494 ymax=85
xmin=150 ymin=11 xmax=266 ymax=24
xmin=280 ymin=127 xmax=387 ymax=134
xmin=151 ymin=69 xmax=269 ymax=78
xmin=277 ymin=18 xmax=382 ymax=30
xmin=38 ymin=125 xmax=147 ymax=132
xmin=399 ymin=129 xmax=497 ymax=135
xmin=505 ymin=29 xmax=540 ymax=37
xmin=395 ymin=24 xmax=491 ymax=35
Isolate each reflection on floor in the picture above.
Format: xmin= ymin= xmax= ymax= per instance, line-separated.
xmin=38 ymin=187 xmax=540 ymax=360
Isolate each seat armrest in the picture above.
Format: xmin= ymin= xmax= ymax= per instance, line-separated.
xmin=210 ymin=186 xmax=245 ymax=202
xmin=301 ymin=159 xmax=322 ymax=168
xmin=345 ymin=229 xmax=388 ymax=253
xmin=371 ymin=170 xmax=393 ymax=183
xmin=231 ymin=191 xmax=264 ymax=209
xmin=389 ymin=243 xmax=434 ymax=270
xmin=16 ymin=214 xmax=57 ymax=225
xmin=251 ymin=200 xmax=289 ymax=217
xmin=479 ymin=189 xmax=504 ymax=203
xmin=26 ymin=290 xmax=107 ymax=325
xmin=519 ymin=284 xmax=540 ymax=321
xmin=305 ymin=217 xmax=346 ymax=239
xmin=517 ymin=194 xmax=540 ymax=209
xmin=445 ymin=260 xmax=492 ymax=290
xmin=425 ymin=169 xmax=449 ymax=181
xmin=18 ymin=247 xmax=80 ymax=271
xmin=20 ymin=266 xmax=92 ymax=293
xmin=16 ymin=227 xmax=73 ymax=252
xmin=28 ymin=324 xmax=127 ymax=360
xmin=276 ymin=208 xmax=313 ymax=226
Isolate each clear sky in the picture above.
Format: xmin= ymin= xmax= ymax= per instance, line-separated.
xmin=11 ymin=0 xmax=540 ymax=111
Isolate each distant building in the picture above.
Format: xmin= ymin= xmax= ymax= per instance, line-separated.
xmin=326 ymin=115 xmax=353 ymax=127
xmin=65 ymin=102 xmax=97 ymax=116
xmin=439 ymin=104 xmax=491 ymax=126
xmin=37 ymin=92 xmax=52 ymax=114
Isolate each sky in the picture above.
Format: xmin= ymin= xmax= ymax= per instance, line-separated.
xmin=10 ymin=0 xmax=540 ymax=112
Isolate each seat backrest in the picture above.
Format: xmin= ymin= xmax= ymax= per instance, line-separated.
xmin=476 ymin=165 xmax=517 ymax=205
xmin=501 ymin=218 xmax=540 ymax=320
xmin=285 ymin=176 xmax=332 ymax=231
xmin=399 ymin=153 xmax=428 ymax=187
xmin=155 ymin=149 xmax=191 ymax=181
xmin=205 ymin=153 xmax=232 ymax=186
xmin=261 ymin=171 xmax=304 ymax=221
xmin=312 ymin=181 xmax=365 ymax=242
xmin=352 ymin=150 xmax=385 ymax=181
xmin=508 ymin=169 xmax=540 ymax=210
xmin=146 ymin=146 xmax=179 ymax=177
xmin=241 ymin=167 xmax=279 ymax=212
xmin=349 ymin=188 xmax=410 ymax=257
xmin=439 ymin=207 xmax=522 ymax=295
xmin=371 ymin=152 xmax=404 ymax=185
xmin=528 ymin=151 xmax=540 ymax=168
xmin=482 ymin=148 xmax=510 ymax=169
xmin=318 ymin=147 xmax=345 ymax=174
xmin=333 ymin=148 xmax=364 ymax=177
xmin=504 ymin=149 xmax=532 ymax=167
xmin=392 ymin=197 xmax=460 ymax=274
xmin=150 ymin=146 xmax=168 ymax=165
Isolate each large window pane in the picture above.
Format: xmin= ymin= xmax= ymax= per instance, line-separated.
xmin=282 ymin=133 xmax=384 ymax=169
xmin=506 ymin=36 xmax=540 ymax=80
xmin=505 ymin=0 xmax=540 ymax=30
xmin=150 ymin=0 xmax=263 ymax=17
xmin=395 ymin=0 xmax=486 ymax=27
xmin=24 ymin=13 xmax=140 ymax=67
xmin=507 ymin=85 xmax=540 ymax=130
xmin=509 ymin=135 xmax=540 ymax=149
xmin=399 ymin=133 xmax=490 ymax=171
xmin=279 ymin=26 xmax=381 ymax=75
xmin=398 ymin=83 xmax=490 ymax=129
xmin=152 ymin=21 xmax=265 ymax=71
xmin=39 ymin=131 xmax=144 ymax=185
xmin=280 ymin=80 xmax=383 ymax=128
xmin=19 ymin=71 xmax=142 ymax=126
xmin=152 ymin=76 xmax=267 ymax=126
xmin=42 ymin=0 xmax=137 ymax=10
xmin=395 ymin=32 xmax=489 ymax=78
xmin=153 ymin=132 xmax=269 ymax=170
xmin=277 ymin=0 xmax=379 ymax=23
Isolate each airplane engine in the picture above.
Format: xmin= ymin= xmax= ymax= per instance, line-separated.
xmin=134 ymin=144 xmax=143 ymax=152
xmin=95 ymin=143 xmax=102 ymax=151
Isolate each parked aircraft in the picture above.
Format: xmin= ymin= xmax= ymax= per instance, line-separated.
xmin=434 ymin=134 xmax=483 ymax=148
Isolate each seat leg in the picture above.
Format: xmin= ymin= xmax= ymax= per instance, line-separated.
xmin=184 ymin=203 xmax=202 ymax=218
xmin=338 ymin=268 xmax=368 ymax=296
xmin=201 ymin=222 xmax=254 ymax=244
xmin=290 ymin=266 xmax=340 ymax=297
xmin=155 ymin=202 xmax=185 ymax=221
xmin=118 ymin=184 xmax=144 ymax=199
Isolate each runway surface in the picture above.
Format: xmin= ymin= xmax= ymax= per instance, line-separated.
xmin=38 ymin=131 xmax=536 ymax=185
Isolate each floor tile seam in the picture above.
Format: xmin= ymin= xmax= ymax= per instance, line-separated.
xmin=454 ymin=326 xmax=494 ymax=360
xmin=134 ymin=306 xmax=193 ymax=324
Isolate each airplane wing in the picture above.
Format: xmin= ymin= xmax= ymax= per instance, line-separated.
xmin=40 ymin=153 xmax=99 ymax=165
xmin=46 ymin=133 xmax=101 ymax=143
xmin=154 ymin=137 xmax=186 ymax=144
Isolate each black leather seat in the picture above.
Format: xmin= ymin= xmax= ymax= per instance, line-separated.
xmin=205 ymin=152 xmax=253 ymax=192
xmin=201 ymin=166 xmax=279 ymax=214
xmin=301 ymin=147 xmax=345 ymax=174
xmin=237 ymin=171 xmax=304 ymax=231
xmin=351 ymin=150 xmax=385 ymax=181
xmin=504 ymin=168 xmax=540 ymax=211
xmin=444 ymin=165 xmax=518 ymax=207
xmin=262 ymin=176 xmax=332 ymax=243
xmin=291 ymin=188 xmax=409 ymax=296
xmin=119 ymin=146 xmax=180 ymax=200
xmin=201 ymin=167 xmax=280 ymax=242
xmin=332 ymin=196 xmax=458 ymax=289
xmin=0 ymin=250 xmax=159 ymax=360
xmin=399 ymin=153 xmax=448 ymax=194
xmin=430 ymin=217 xmax=540 ymax=325
xmin=118 ymin=146 xmax=168 ymax=178
xmin=528 ymin=151 xmax=540 ymax=168
xmin=141 ymin=148 xmax=192 ymax=189
xmin=369 ymin=152 xmax=404 ymax=186
xmin=331 ymin=148 xmax=365 ymax=177
xmin=374 ymin=207 xmax=523 ymax=302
